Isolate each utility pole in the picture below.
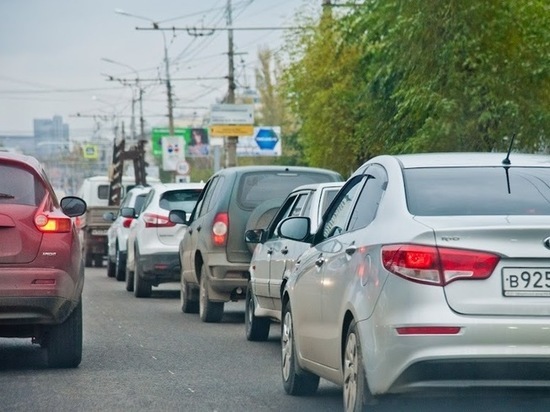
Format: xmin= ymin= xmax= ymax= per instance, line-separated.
xmin=225 ymin=0 xmax=238 ymax=168
xmin=162 ymin=32 xmax=175 ymax=137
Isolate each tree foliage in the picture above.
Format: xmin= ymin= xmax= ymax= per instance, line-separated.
xmin=281 ymin=0 xmax=550 ymax=176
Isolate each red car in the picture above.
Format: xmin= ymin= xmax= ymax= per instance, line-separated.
xmin=0 ymin=152 xmax=87 ymax=368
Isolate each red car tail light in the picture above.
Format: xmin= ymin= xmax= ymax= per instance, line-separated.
xmin=122 ymin=218 xmax=133 ymax=228
xmin=381 ymin=244 xmax=500 ymax=286
xmin=34 ymin=213 xmax=72 ymax=233
xmin=212 ymin=212 xmax=229 ymax=246
xmin=142 ymin=212 xmax=175 ymax=228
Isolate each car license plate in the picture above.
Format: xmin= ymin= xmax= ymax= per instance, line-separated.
xmin=502 ymin=268 xmax=550 ymax=297
xmin=91 ymin=229 xmax=108 ymax=236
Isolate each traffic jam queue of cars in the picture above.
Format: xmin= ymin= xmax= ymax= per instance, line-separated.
xmin=6 ymin=152 xmax=550 ymax=412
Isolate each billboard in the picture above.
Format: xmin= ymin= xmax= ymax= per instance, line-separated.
xmin=151 ymin=127 xmax=209 ymax=157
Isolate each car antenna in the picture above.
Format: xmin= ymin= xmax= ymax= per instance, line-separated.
xmin=502 ymin=133 xmax=516 ymax=165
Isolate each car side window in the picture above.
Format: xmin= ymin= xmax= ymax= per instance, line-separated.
xmin=319 ymin=176 xmax=364 ymax=241
xmin=348 ymin=165 xmax=388 ymax=231
xmin=197 ymin=176 xmax=219 ymax=218
xmin=289 ymin=193 xmax=310 ymax=218
xmin=140 ymin=190 xmax=155 ymax=212
xmin=266 ymin=194 xmax=301 ymax=240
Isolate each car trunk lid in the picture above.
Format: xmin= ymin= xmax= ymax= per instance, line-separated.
xmin=415 ymin=215 xmax=550 ymax=316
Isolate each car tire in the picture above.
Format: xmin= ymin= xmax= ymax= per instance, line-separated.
xmin=134 ymin=250 xmax=151 ymax=298
xmin=85 ymin=252 xmax=93 ymax=268
xmin=181 ymin=278 xmax=199 ymax=313
xmin=115 ymin=247 xmax=126 ymax=282
xmin=245 ymin=199 xmax=282 ymax=253
xmin=46 ymin=299 xmax=83 ymax=368
xmin=281 ymin=300 xmax=319 ymax=396
xmin=343 ymin=321 xmax=375 ymax=411
xmin=245 ymin=282 xmax=270 ymax=341
xmin=199 ymin=266 xmax=224 ymax=323
xmin=93 ymin=255 xmax=103 ymax=268
xmin=107 ymin=258 xmax=116 ymax=278
xmin=125 ymin=266 xmax=134 ymax=292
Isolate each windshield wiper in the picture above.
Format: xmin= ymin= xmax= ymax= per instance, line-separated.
xmin=502 ymin=134 xmax=516 ymax=194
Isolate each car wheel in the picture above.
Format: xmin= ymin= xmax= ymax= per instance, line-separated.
xmin=181 ymin=278 xmax=199 ymax=313
xmin=199 ymin=266 xmax=224 ymax=323
xmin=125 ymin=266 xmax=134 ymax=292
xmin=93 ymin=255 xmax=103 ymax=268
xmin=46 ymin=299 xmax=83 ymax=368
xmin=115 ymin=247 xmax=126 ymax=282
xmin=343 ymin=321 xmax=374 ymax=411
xmin=85 ymin=252 xmax=93 ymax=268
xmin=245 ymin=282 xmax=270 ymax=341
xmin=134 ymin=250 xmax=151 ymax=298
xmin=107 ymin=258 xmax=116 ymax=278
xmin=281 ymin=300 xmax=319 ymax=396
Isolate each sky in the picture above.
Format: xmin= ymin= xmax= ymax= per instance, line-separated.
xmin=0 ymin=0 xmax=317 ymax=139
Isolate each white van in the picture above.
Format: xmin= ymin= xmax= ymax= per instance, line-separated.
xmin=77 ymin=175 xmax=160 ymax=207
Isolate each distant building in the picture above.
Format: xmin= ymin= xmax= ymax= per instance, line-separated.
xmin=34 ymin=115 xmax=70 ymax=160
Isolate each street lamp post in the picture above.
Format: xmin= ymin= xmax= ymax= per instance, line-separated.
xmin=101 ymin=57 xmax=145 ymax=142
xmin=115 ymin=9 xmax=175 ymax=137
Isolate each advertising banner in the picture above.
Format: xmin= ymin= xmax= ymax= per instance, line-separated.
xmin=161 ymin=136 xmax=185 ymax=171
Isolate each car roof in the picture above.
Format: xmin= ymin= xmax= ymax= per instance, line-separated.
xmin=149 ymin=182 xmax=205 ymax=192
xmin=291 ymin=181 xmax=345 ymax=193
xmin=371 ymin=152 xmax=550 ymax=169
xmin=213 ymin=165 xmax=342 ymax=176
xmin=0 ymin=151 xmax=42 ymax=171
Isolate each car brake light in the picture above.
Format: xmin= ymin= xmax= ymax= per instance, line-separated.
xmin=34 ymin=213 xmax=72 ymax=233
xmin=142 ymin=213 xmax=174 ymax=228
xmin=381 ymin=244 xmax=500 ymax=286
xmin=122 ymin=218 xmax=133 ymax=228
xmin=212 ymin=212 xmax=229 ymax=246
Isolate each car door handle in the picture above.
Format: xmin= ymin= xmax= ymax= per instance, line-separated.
xmin=315 ymin=257 xmax=325 ymax=267
xmin=281 ymin=247 xmax=288 ymax=255
xmin=267 ymin=248 xmax=273 ymax=255
xmin=196 ymin=225 xmax=201 ymax=232
xmin=345 ymin=245 xmax=357 ymax=256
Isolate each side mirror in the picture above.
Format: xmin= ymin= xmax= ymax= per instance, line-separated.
xmin=245 ymin=228 xmax=265 ymax=244
xmin=60 ymin=196 xmax=87 ymax=217
xmin=103 ymin=211 xmax=116 ymax=222
xmin=120 ymin=207 xmax=136 ymax=218
xmin=169 ymin=209 xmax=189 ymax=225
xmin=277 ymin=217 xmax=311 ymax=242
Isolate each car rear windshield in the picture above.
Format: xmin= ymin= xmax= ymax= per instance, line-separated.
xmin=0 ymin=164 xmax=45 ymax=206
xmin=237 ymin=171 xmax=338 ymax=210
xmin=160 ymin=189 xmax=202 ymax=213
xmin=404 ymin=167 xmax=550 ymax=216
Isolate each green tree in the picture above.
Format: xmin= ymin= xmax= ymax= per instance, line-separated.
xmin=281 ymin=6 xmax=369 ymax=176
xmin=254 ymin=46 xmax=305 ymax=165
xmin=281 ymin=0 xmax=549 ymax=172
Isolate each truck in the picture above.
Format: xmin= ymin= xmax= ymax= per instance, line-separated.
xmin=77 ymin=139 xmax=157 ymax=267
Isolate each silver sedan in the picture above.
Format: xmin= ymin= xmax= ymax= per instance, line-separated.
xmin=279 ymin=152 xmax=550 ymax=411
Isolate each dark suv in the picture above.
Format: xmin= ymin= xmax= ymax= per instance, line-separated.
xmin=170 ymin=165 xmax=342 ymax=323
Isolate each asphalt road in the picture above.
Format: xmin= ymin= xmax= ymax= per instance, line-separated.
xmin=2 ymin=267 xmax=550 ymax=411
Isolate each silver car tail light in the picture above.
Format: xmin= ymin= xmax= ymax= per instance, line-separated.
xmin=381 ymin=244 xmax=500 ymax=286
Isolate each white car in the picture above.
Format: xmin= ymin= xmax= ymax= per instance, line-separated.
xmin=124 ymin=182 xmax=204 ymax=297
xmin=104 ymin=185 xmax=152 ymax=281
xmin=244 ymin=182 xmax=343 ymax=341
